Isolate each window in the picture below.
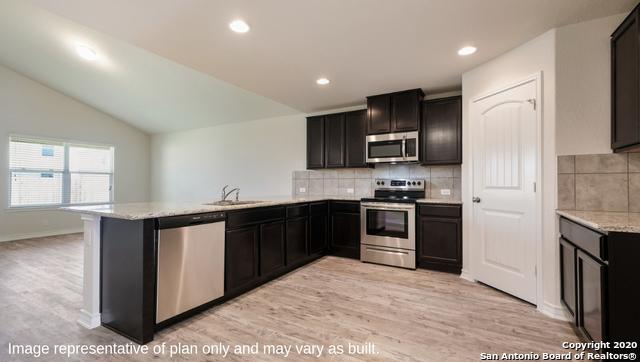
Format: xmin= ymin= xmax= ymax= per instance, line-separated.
xmin=9 ymin=136 xmax=114 ymax=208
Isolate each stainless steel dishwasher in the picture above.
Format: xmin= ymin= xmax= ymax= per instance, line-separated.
xmin=156 ymin=212 xmax=225 ymax=323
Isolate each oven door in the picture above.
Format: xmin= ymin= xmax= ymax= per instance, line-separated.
xmin=360 ymin=203 xmax=415 ymax=250
xmin=366 ymin=131 xmax=419 ymax=163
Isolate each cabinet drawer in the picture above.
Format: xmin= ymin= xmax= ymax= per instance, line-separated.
xmin=559 ymin=218 xmax=607 ymax=261
xmin=226 ymin=207 xmax=285 ymax=229
xmin=309 ymin=202 xmax=328 ymax=216
xmin=330 ymin=201 xmax=360 ymax=213
xmin=286 ymin=204 xmax=308 ymax=218
xmin=419 ymin=204 xmax=461 ymax=218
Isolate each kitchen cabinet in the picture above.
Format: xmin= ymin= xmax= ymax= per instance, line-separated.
xmin=329 ymin=201 xmax=360 ymax=259
xmin=559 ymin=217 xmax=640 ymax=349
xmin=559 ymin=238 xmax=577 ymax=320
xmin=325 ymin=113 xmax=346 ymax=168
xmin=306 ymin=111 xmax=368 ymax=169
xmin=308 ymin=201 xmax=329 ymax=255
xmin=286 ymin=204 xmax=309 ymax=265
xmin=259 ymin=220 xmax=286 ymax=277
xmin=417 ymin=204 xmax=462 ymax=274
xmin=307 ymin=116 xmax=325 ymax=169
xmin=421 ymin=96 xmax=462 ymax=165
xmin=345 ymin=109 xmax=367 ymax=167
xmin=366 ymin=89 xmax=424 ymax=135
xmin=225 ymin=226 xmax=259 ymax=293
xmin=611 ymin=5 xmax=640 ymax=152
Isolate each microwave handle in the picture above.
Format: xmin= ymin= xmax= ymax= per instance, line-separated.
xmin=401 ymin=136 xmax=406 ymax=159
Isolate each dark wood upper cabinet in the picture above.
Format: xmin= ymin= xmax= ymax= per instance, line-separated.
xmin=324 ymin=113 xmax=346 ymax=168
xmin=366 ymin=94 xmax=391 ymax=134
xmin=421 ymin=96 xmax=462 ymax=165
xmin=611 ymin=7 xmax=640 ymax=152
xmin=366 ymin=89 xmax=424 ymax=135
xmin=306 ymin=116 xmax=325 ymax=169
xmin=345 ymin=109 xmax=367 ymax=168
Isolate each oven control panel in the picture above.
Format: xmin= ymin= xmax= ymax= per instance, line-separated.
xmin=374 ymin=179 xmax=425 ymax=191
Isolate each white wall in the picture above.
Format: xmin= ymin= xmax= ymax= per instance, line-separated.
xmin=150 ymin=114 xmax=306 ymax=202
xmin=461 ymin=29 xmax=559 ymax=316
xmin=0 ymin=64 xmax=150 ymax=241
xmin=556 ymin=14 xmax=626 ymax=155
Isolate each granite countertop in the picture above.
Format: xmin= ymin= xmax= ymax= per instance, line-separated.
xmin=556 ymin=210 xmax=640 ymax=233
xmin=62 ymin=196 xmax=463 ymax=220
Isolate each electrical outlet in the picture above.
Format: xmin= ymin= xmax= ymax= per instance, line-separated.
xmin=347 ymin=188 xmax=354 ymax=194
xmin=299 ymin=187 xmax=306 ymax=193
xmin=440 ymin=189 xmax=451 ymax=196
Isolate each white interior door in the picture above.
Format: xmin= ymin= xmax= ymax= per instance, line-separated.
xmin=471 ymin=79 xmax=538 ymax=304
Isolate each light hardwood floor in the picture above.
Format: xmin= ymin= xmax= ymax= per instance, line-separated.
xmin=0 ymin=234 xmax=580 ymax=361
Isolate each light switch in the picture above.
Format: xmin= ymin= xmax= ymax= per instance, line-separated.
xmin=299 ymin=187 xmax=306 ymax=193
xmin=440 ymin=189 xmax=451 ymax=196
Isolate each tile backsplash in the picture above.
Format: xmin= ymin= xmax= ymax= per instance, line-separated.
xmin=558 ymin=153 xmax=640 ymax=212
xmin=292 ymin=164 xmax=461 ymax=200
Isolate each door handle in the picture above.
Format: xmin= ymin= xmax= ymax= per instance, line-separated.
xmin=472 ymin=197 xmax=481 ymax=203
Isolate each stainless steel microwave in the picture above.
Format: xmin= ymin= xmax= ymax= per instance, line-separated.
xmin=366 ymin=131 xmax=419 ymax=163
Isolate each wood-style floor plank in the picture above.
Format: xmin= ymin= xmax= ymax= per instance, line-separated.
xmin=0 ymin=234 xmax=579 ymax=361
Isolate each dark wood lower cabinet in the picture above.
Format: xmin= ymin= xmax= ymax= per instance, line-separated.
xmin=308 ymin=202 xmax=329 ymax=255
xmin=286 ymin=217 xmax=308 ymax=265
xmin=329 ymin=201 xmax=361 ymax=259
xmin=225 ymin=226 xmax=259 ymax=293
xmin=259 ymin=221 xmax=285 ymax=277
xmin=559 ymin=217 xmax=640 ymax=352
xmin=417 ymin=204 xmax=462 ymax=273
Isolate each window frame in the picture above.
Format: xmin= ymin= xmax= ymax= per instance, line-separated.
xmin=7 ymin=135 xmax=115 ymax=210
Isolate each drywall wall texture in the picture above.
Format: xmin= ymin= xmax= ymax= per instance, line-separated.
xmin=150 ymin=114 xmax=307 ymax=202
xmin=462 ymin=29 xmax=558 ymax=315
xmin=292 ymin=165 xmax=461 ymax=200
xmin=556 ymin=13 xmax=626 ymax=156
xmin=558 ymin=153 xmax=640 ymax=212
xmin=0 ymin=64 xmax=150 ymax=241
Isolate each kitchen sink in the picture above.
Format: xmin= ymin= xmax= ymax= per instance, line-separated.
xmin=204 ymin=200 xmax=265 ymax=206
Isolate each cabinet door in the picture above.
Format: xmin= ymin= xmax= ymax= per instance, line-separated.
xmin=417 ymin=215 xmax=461 ymax=273
xmin=260 ymin=221 xmax=285 ymax=277
xmin=345 ymin=110 xmax=368 ymax=168
xmin=307 ymin=116 xmax=325 ymax=169
xmin=612 ymin=12 xmax=640 ymax=151
xmin=308 ymin=203 xmax=328 ymax=255
xmin=576 ymin=250 xmax=607 ymax=342
xmin=367 ymin=95 xmax=391 ymax=134
xmin=421 ymin=96 xmax=462 ymax=165
xmin=391 ymin=90 xmax=421 ymax=132
xmin=286 ymin=217 xmax=308 ymax=265
xmin=225 ymin=226 xmax=259 ymax=292
xmin=559 ymin=238 xmax=577 ymax=319
xmin=330 ymin=212 xmax=361 ymax=259
xmin=324 ymin=113 xmax=346 ymax=168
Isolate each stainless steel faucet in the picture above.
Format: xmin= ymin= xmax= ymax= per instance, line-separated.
xmin=221 ymin=185 xmax=240 ymax=201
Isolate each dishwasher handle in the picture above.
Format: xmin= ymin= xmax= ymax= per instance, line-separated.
xmin=157 ymin=212 xmax=226 ymax=230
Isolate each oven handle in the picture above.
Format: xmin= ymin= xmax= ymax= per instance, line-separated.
xmin=361 ymin=203 xmax=416 ymax=210
xmin=365 ymin=246 xmax=410 ymax=255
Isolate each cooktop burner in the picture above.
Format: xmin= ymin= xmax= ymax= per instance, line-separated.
xmin=361 ymin=178 xmax=426 ymax=204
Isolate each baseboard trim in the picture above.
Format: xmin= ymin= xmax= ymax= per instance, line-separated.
xmin=537 ymin=302 xmax=571 ymax=321
xmin=0 ymin=228 xmax=83 ymax=243
xmin=459 ymin=269 xmax=476 ymax=282
xmin=77 ymin=309 xmax=101 ymax=329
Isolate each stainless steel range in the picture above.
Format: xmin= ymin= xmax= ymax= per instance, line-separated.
xmin=360 ymin=179 xmax=425 ymax=269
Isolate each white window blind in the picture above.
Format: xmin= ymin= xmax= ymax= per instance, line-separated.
xmin=9 ymin=136 xmax=114 ymax=208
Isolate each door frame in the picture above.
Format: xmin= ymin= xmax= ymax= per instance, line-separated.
xmin=467 ymin=72 xmax=544 ymax=306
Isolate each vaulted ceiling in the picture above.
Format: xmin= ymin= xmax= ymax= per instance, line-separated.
xmin=0 ymin=0 xmax=636 ymax=133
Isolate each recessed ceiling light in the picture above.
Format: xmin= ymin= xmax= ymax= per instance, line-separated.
xmin=229 ymin=20 xmax=250 ymax=33
xmin=75 ymin=44 xmax=97 ymax=61
xmin=457 ymin=46 xmax=477 ymax=56
xmin=316 ymin=77 xmax=330 ymax=85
